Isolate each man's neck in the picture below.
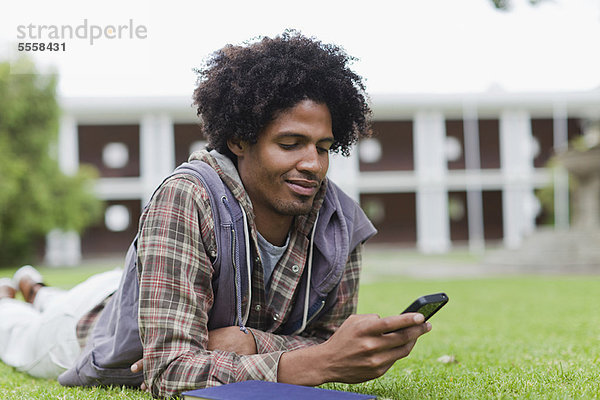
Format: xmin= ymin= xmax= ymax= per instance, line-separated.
xmin=254 ymin=211 xmax=293 ymax=246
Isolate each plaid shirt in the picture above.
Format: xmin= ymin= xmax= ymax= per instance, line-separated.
xmin=80 ymin=151 xmax=364 ymax=397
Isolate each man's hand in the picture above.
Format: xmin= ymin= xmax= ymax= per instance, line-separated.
xmin=207 ymin=326 xmax=258 ymax=355
xmin=278 ymin=313 xmax=431 ymax=386
xmin=130 ymin=359 xmax=148 ymax=392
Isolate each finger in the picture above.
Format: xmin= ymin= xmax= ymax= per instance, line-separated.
xmin=375 ymin=313 xmax=426 ymax=334
xmin=130 ymin=359 xmax=144 ymax=373
xmin=140 ymin=382 xmax=148 ymax=392
xmin=361 ymin=340 xmax=420 ymax=378
xmin=389 ymin=339 xmax=419 ymax=361
xmin=381 ymin=321 xmax=432 ymax=348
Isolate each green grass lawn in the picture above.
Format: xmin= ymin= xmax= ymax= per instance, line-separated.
xmin=1 ymin=265 xmax=599 ymax=399
xmin=327 ymin=276 xmax=600 ymax=399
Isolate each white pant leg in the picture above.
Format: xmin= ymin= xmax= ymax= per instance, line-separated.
xmin=0 ymin=269 xmax=123 ymax=379
xmin=33 ymin=286 xmax=68 ymax=312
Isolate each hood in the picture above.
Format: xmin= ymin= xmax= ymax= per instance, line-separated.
xmin=309 ymin=180 xmax=377 ymax=297
xmin=189 ymin=150 xmax=256 ymax=221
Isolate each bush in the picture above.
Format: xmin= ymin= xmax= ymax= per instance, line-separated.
xmin=0 ymin=58 xmax=102 ymax=266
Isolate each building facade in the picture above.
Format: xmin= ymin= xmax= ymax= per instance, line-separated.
xmin=47 ymin=90 xmax=600 ymax=265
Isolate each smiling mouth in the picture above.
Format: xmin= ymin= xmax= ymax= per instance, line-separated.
xmin=285 ymin=179 xmax=319 ymax=197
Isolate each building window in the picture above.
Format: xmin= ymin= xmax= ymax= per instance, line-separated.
xmin=362 ymin=197 xmax=385 ymax=224
xmin=479 ymin=119 xmax=501 ymax=169
xmin=81 ymin=199 xmax=141 ymax=256
xmin=359 ymin=121 xmax=414 ymax=172
xmin=482 ymin=190 xmax=503 ymax=240
xmin=448 ymin=194 xmax=466 ymax=222
xmin=445 ymin=120 xmax=466 ymax=169
xmin=445 ymin=136 xmax=463 ymax=163
xmin=78 ymin=124 xmax=140 ymax=177
xmin=359 ymin=138 xmax=383 ymax=164
xmin=104 ymin=204 xmax=131 ymax=232
xmin=530 ymin=118 xmax=554 ymax=168
xmin=102 ymin=142 xmax=129 ymax=169
xmin=360 ymin=192 xmax=417 ymax=244
xmin=174 ymin=124 xmax=203 ymax=165
xmin=448 ymin=191 xmax=469 ymax=242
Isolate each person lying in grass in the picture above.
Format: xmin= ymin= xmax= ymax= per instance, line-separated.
xmin=0 ymin=30 xmax=432 ymax=398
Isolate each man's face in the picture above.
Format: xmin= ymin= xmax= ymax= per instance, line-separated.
xmin=231 ymin=99 xmax=334 ymax=228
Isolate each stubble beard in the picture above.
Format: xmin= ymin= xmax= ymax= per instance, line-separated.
xmin=272 ymin=195 xmax=314 ymax=217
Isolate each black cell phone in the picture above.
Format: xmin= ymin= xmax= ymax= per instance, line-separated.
xmin=401 ymin=292 xmax=449 ymax=321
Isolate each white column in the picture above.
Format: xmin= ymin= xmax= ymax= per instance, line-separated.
xmin=45 ymin=230 xmax=82 ymax=267
xmin=45 ymin=115 xmax=82 ymax=266
xmin=57 ymin=115 xmax=79 ymax=175
xmin=463 ymin=105 xmax=485 ymax=253
xmin=552 ymin=102 xmax=570 ymax=230
xmin=414 ymin=112 xmax=450 ymax=253
xmin=328 ymin=147 xmax=360 ymax=202
xmin=500 ymin=110 xmax=535 ymax=249
xmin=140 ymin=114 xmax=175 ymax=204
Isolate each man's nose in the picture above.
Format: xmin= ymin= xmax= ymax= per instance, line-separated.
xmin=297 ymin=146 xmax=324 ymax=175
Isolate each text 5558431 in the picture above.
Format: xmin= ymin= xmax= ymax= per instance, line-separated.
xmin=18 ymin=42 xmax=66 ymax=52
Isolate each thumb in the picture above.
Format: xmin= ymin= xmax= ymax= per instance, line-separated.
xmin=130 ymin=359 xmax=144 ymax=373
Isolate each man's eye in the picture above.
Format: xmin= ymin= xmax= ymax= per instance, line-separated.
xmin=317 ymin=146 xmax=330 ymax=153
xmin=279 ymin=143 xmax=297 ymax=150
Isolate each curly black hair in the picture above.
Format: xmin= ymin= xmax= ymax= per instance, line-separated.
xmin=192 ymin=30 xmax=372 ymax=159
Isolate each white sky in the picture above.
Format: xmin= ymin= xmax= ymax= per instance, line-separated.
xmin=2 ymin=0 xmax=600 ymax=98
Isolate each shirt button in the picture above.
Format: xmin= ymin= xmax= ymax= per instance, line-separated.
xmin=273 ymin=313 xmax=280 ymax=321
xmin=254 ymin=304 xmax=261 ymax=311
xmin=254 ymin=256 xmax=261 ymax=264
xmin=291 ymin=265 xmax=300 ymax=273
xmin=210 ymin=249 xmax=217 ymax=258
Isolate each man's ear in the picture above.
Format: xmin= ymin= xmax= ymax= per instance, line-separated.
xmin=227 ymin=138 xmax=247 ymax=157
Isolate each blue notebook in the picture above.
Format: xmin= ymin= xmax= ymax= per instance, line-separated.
xmin=182 ymin=380 xmax=376 ymax=399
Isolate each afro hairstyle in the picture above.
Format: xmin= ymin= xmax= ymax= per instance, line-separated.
xmin=192 ymin=30 xmax=372 ymax=160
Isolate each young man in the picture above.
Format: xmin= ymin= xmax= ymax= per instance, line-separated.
xmin=0 ymin=31 xmax=431 ymax=397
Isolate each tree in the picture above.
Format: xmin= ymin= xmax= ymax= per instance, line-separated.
xmin=0 ymin=58 xmax=102 ymax=267
xmin=490 ymin=0 xmax=545 ymax=11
